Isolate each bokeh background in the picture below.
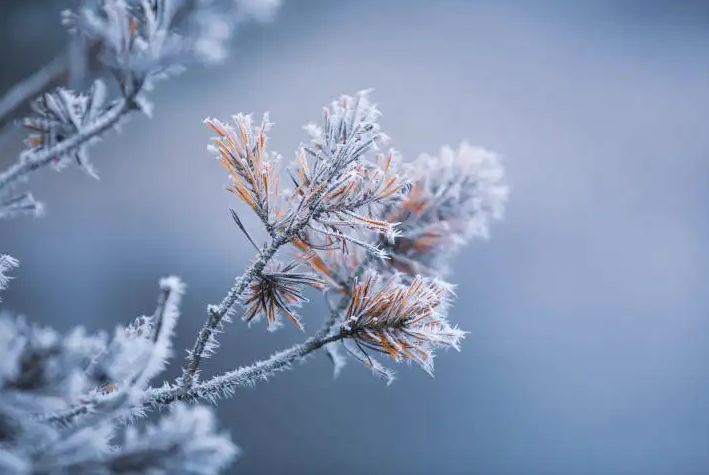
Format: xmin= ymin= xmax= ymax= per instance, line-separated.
xmin=1 ymin=1 xmax=708 ymax=473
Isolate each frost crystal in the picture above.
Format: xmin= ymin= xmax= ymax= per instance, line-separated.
xmin=340 ymin=271 xmax=465 ymax=377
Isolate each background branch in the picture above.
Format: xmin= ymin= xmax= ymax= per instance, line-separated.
xmin=0 ymin=96 xmax=136 ymax=195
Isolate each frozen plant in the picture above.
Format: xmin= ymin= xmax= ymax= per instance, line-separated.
xmin=0 ymin=34 xmax=508 ymax=472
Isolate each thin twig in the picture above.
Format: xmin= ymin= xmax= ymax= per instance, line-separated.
xmin=46 ymin=318 xmax=345 ymax=428
xmin=149 ymin=333 xmax=343 ymax=408
xmin=129 ymin=277 xmax=181 ymax=389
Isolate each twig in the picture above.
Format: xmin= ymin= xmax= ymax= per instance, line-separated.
xmin=46 ymin=316 xmax=345 ymax=428
xmin=149 ymin=333 xmax=344 ymax=408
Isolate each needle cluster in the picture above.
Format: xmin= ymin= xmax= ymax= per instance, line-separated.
xmin=339 ymin=272 xmax=465 ymax=380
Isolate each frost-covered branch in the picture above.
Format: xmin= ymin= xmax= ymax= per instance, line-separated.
xmin=44 ymin=272 xmax=183 ymax=427
xmin=149 ymin=332 xmax=342 ymax=407
xmin=181 ymin=91 xmax=401 ymax=388
xmin=151 ymin=258 xmax=462 ymax=404
xmin=0 ymin=0 xmax=283 ymax=136
xmin=34 ymin=405 xmax=237 ymax=475
xmin=161 ymin=275 xmax=360 ymax=406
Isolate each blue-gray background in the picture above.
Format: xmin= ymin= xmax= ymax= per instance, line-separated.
xmin=1 ymin=1 xmax=708 ymax=473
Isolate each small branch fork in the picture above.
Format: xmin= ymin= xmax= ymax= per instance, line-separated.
xmin=180 ymin=236 xmax=287 ymax=389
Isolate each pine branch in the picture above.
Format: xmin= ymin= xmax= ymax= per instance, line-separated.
xmin=180 ymin=182 xmax=373 ymax=388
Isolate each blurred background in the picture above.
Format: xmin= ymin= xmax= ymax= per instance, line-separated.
xmin=1 ymin=0 xmax=708 ymax=473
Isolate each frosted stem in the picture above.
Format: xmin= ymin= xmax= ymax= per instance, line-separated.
xmin=150 ymin=333 xmax=343 ymax=408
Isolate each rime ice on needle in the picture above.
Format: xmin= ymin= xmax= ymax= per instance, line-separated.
xmin=63 ymin=0 xmax=186 ymax=101
xmin=287 ymin=91 xmax=409 ymax=253
xmin=339 ymin=271 xmax=465 ymax=379
xmin=205 ymin=113 xmax=285 ymax=232
xmin=0 ymin=0 xmax=285 ymax=222
xmin=88 ymin=276 xmax=185 ymax=391
xmin=291 ymin=236 xmax=362 ymax=293
xmin=293 ymin=142 xmax=507 ymax=310
xmin=196 ymin=91 xmax=407 ymax=338
xmin=65 ymin=0 xmax=284 ymax=72
xmin=206 ymin=91 xmax=408 ymax=254
xmin=65 ymin=0 xmax=225 ymax=80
